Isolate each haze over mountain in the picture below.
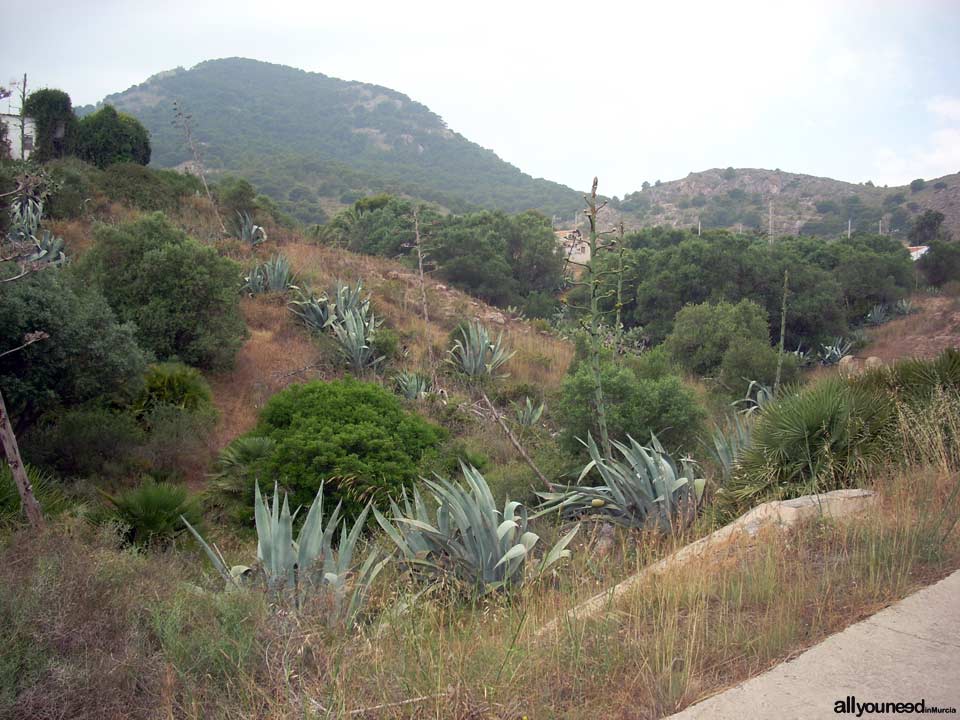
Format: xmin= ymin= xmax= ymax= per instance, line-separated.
xmin=90 ymin=57 xmax=960 ymax=237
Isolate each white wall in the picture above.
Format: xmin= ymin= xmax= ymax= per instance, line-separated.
xmin=0 ymin=114 xmax=37 ymax=160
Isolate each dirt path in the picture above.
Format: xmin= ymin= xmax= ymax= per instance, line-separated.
xmin=667 ymin=570 xmax=960 ymax=719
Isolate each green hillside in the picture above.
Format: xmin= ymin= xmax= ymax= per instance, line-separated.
xmin=89 ymin=58 xmax=583 ymax=222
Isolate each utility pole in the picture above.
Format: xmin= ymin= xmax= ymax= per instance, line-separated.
xmin=878 ymin=219 xmax=882 ymax=235
xmin=16 ymin=74 xmax=26 ymax=161
xmin=697 ymin=218 xmax=701 ymax=236
xmin=847 ymin=218 xmax=852 ymax=239
xmin=768 ymin=200 xmax=774 ymax=243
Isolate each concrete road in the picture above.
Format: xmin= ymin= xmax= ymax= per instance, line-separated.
xmin=668 ymin=570 xmax=960 ymax=719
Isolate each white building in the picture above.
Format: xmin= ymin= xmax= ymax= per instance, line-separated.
xmin=0 ymin=113 xmax=36 ymax=160
xmin=556 ymin=228 xmax=591 ymax=264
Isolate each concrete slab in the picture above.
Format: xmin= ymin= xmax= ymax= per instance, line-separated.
xmin=667 ymin=570 xmax=960 ymax=719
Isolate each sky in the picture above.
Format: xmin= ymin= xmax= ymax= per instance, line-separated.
xmin=2 ymin=0 xmax=959 ymax=196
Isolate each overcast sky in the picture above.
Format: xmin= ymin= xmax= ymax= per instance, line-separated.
xmin=2 ymin=0 xmax=959 ymax=196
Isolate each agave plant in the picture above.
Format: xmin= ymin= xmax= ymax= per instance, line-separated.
xmin=734 ymin=380 xmax=774 ymax=417
xmin=790 ymin=345 xmax=814 ymax=367
xmin=706 ymin=413 xmax=754 ymax=484
xmin=374 ymin=463 xmax=578 ymax=594
xmin=331 ymin=280 xmax=370 ymax=323
xmin=865 ymin=303 xmax=890 ymax=327
xmin=183 ymin=482 xmax=388 ymax=626
xmin=330 ymin=307 xmax=384 ymax=373
xmin=537 ymin=434 xmax=705 ymax=532
xmin=243 ymin=253 xmax=295 ymax=295
xmin=288 ymin=289 xmax=334 ymax=333
xmin=7 ymin=197 xmax=43 ymax=242
xmin=395 ymin=371 xmax=431 ymax=400
xmin=448 ymin=320 xmax=515 ymax=379
xmin=512 ymin=396 xmax=544 ymax=427
xmin=819 ymin=337 xmax=854 ymax=366
xmin=895 ymin=298 xmax=917 ymax=316
xmin=236 ymin=211 xmax=267 ymax=246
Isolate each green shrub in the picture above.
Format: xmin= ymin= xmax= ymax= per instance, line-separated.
xmin=95 ymin=163 xmax=203 ymax=211
xmin=45 ymin=157 xmax=102 ymax=218
xmin=102 ymin=480 xmax=202 ymax=546
xmin=133 ymin=362 xmax=214 ymax=418
xmin=243 ymin=379 xmax=445 ymax=519
xmin=75 ymin=105 xmax=150 ymax=168
xmin=371 ymin=326 xmax=400 ymax=363
xmin=719 ymin=339 xmax=799 ymax=398
xmin=0 ymin=270 xmax=148 ymax=424
xmin=81 ymin=212 xmax=246 ymax=370
xmin=665 ymin=299 xmax=770 ymax=376
xmin=724 ymin=378 xmax=896 ymax=514
xmin=557 ymin=361 xmax=704 ymax=455
xmin=22 ymin=407 xmax=145 ymax=479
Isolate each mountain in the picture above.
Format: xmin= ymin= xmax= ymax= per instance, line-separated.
xmin=613 ymin=167 xmax=960 ymax=240
xmin=91 ymin=58 xmax=583 ymax=223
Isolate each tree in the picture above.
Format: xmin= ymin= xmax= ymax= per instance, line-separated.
xmin=75 ymin=105 xmax=150 ymax=168
xmin=665 ymin=299 xmax=770 ymax=377
xmin=23 ymin=89 xmax=77 ymax=161
xmin=917 ymin=241 xmax=960 ymax=287
xmin=908 ymin=209 xmax=948 ymax=245
xmin=80 ymin=213 xmax=246 ymax=369
xmin=0 ymin=270 xmax=148 ymax=428
xmin=909 ymin=178 xmax=926 ymax=193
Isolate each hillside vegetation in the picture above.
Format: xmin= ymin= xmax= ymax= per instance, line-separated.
xmin=614 ymin=167 xmax=960 ymax=240
xmin=89 ymin=58 xmax=583 ymax=222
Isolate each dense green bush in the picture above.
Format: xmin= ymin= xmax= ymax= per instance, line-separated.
xmin=719 ymin=339 xmax=799 ymax=398
xmin=242 ymin=379 xmax=445 ymax=519
xmin=133 ymin=362 xmax=214 ymax=419
xmin=0 ymin=269 xmax=148 ymax=425
xmin=724 ymin=377 xmax=895 ymax=514
xmin=102 ymin=480 xmax=202 ymax=546
xmin=556 ymin=361 xmax=704 ymax=455
xmin=917 ymin=241 xmax=960 ymax=287
xmin=75 ymin=105 xmax=150 ymax=168
xmin=665 ymin=299 xmax=769 ymax=376
xmin=82 ymin=213 xmax=246 ymax=369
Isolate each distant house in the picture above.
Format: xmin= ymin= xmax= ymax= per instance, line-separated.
xmin=0 ymin=113 xmax=36 ymax=160
xmin=907 ymin=245 xmax=930 ymax=262
xmin=556 ymin=228 xmax=590 ymax=264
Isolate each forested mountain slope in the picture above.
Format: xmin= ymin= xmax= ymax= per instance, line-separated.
xmin=88 ymin=58 xmax=583 ymax=223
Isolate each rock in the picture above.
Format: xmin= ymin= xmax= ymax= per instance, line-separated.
xmin=838 ymin=355 xmax=860 ymax=377
xmin=864 ymin=356 xmax=884 ymax=369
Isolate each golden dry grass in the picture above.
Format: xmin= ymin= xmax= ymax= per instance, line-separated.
xmin=863 ymin=295 xmax=960 ymax=362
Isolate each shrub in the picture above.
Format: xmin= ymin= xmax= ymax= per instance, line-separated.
xmin=724 ymin=378 xmax=896 ymax=514
xmin=75 ymin=105 xmax=150 ymax=168
xmin=665 ymin=299 xmax=770 ymax=376
xmin=22 ymin=407 xmax=145 ymax=479
xmin=137 ymin=403 xmax=216 ymax=481
xmin=132 ymin=362 xmax=214 ymax=419
xmin=102 ymin=480 xmax=202 ymax=546
xmin=81 ymin=213 xmax=246 ymax=370
xmin=45 ymin=157 xmax=102 ymax=218
xmin=557 ymin=361 xmax=704 ymax=455
xmin=95 ymin=163 xmax=203 ymax=211
xmin=719 ymin=339 xmax=799 ymax=398
xmin=0 ymin=270 xmax=148 ymax=425
xmin=242 ymin=379 xmax=445 ymax=519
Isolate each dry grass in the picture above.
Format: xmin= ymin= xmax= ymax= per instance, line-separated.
xmin=207 ymin=296 xmax=327 ymax=449
xmin=863 ymin=294 xmax=960 ymax=362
